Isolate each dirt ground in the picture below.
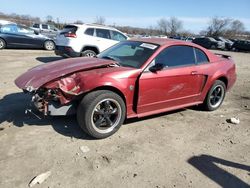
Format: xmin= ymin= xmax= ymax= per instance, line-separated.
xmin=0 ymin=49 xmax=249 ymax=188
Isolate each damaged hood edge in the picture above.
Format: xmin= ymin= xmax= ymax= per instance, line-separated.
xmin=15 ymin=57 xmax=116 ymax=90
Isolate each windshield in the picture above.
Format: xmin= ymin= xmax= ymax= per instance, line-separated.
xmin=98 ymin=41 xmax=159 ymax=68
xmin=208 ymin=37 xmax=217 ymax=42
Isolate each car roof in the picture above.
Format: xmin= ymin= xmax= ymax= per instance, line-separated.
xmin=67 ymin=23 xmax=118 ymax=31
xmin=129 ymin=38 xmax=194 ymax=46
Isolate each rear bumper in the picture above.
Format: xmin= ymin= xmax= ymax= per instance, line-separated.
xmin=55 ymin=46 xmax=81 ymax=57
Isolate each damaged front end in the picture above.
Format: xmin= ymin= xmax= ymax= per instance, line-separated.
xmin=24 ymin=75 xmax=84 ymax=116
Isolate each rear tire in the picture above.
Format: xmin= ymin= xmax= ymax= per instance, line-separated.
xmin=77 ymin=90 xmax=126 ymax=139
xmin=0 ymin=38 xmax=6 ymax=49
xmin=203 ymin=80 xmax=226 ymax=111
xmin=81 ymin=50 xmax=96 ymax=57
xmin=44 ymin=40 xmax=55 ymax=50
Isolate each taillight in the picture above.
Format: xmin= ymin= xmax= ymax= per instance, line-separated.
xmin=64 ymin=33 xmax=77 ymax=38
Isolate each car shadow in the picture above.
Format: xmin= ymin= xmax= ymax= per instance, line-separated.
xmin=0 ymin=92 xmax=92 ymax=140
xmin=124 ymin=108 xmax=186 ymax=125
xmin=0 ymin=92 xmax=200 ymax=139
xmin=36 ymin=56 xmax=64 ymax=63
xmin=188 ymin=154 xmax=250 ymax=188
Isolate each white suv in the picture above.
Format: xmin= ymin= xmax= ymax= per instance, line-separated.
xmin=55 ymin=24 xmax=128 ymax=57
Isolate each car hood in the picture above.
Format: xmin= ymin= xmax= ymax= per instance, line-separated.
xmin=15 ymin=57 xmax=117 ymax=90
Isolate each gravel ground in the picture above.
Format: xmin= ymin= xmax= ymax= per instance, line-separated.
xmin=0 ymin=49 xmax=249 ymax=188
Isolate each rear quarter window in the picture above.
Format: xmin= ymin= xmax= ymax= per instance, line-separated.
xmin=194 ymin=48 xmax=209 ymax=64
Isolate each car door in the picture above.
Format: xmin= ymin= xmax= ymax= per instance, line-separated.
xmin=137 ymin=45 xmax=205 ymax=114
xmin=0 ymin=24 xmax=25 ymax=47
xmin=16 ymin=25 xmax=44 ymax=48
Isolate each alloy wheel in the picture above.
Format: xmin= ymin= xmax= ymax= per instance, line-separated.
xmin=209 ymin=85 xmax=225 ymax=108
xmin=91 ymin=98 xmax=122 ymax=134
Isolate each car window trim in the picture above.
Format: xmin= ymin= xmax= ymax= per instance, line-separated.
xmin=193 ymin=47 xmax=210 ymax=65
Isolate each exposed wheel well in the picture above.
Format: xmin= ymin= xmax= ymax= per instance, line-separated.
xmin=81 ymin=46 xmax=99 ymax=54
xmin=78 ymin=86 xmax=126 ymax=107
xmin=217 ymin=76 xmax=228 ymax=88
xmin=0 ymin=37 xmax=6 ymax=45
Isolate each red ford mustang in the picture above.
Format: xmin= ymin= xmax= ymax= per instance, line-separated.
xmin=15 ymin=38 xmax=236 ymax=138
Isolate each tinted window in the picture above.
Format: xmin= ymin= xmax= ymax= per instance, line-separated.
xmin=96 ymin=29 xmax=111 ymax=39
xmin=42 ymin=24 xmax=48 ymax=29
xmin=0 ymin=24 xmax=18 ymax=33
xmin=17 ymin=25 xmax=34 ymax=34
xmin=155 ymin=46 xmax=195 ymax=68
xmin=111 ymin=31 xmax=127 ymax=41
xmin=60 ymin=25 xmax=78 ymax=34
xmin=33 ymin=24 xmax=39 ymax=28
xmin=85 ymin=28 xmax=94 ymax=36
xmin=194 ymin=48 xmax=209 ymax=64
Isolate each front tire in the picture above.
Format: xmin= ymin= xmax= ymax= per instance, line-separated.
xmin=77 ymin=90 xmax=126 ymax=139
xmin=0 ymin=38 xmax=6 ymax=49
xmin=44 ymin=40 xmax=55 ymax=51
xmin=203 ymin=80 xmax=226 ymax=111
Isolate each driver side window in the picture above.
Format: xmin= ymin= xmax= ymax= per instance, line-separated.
xmin=155 ymin=45 xmax=196 ymax=68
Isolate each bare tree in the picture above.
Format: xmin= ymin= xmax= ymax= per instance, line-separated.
xmin=206 ymin=17 xmax=231 ymax=37
xmin=168 ymin=17 xmax=183 ymax=36
xmin=205 ymin=17 xmax=246 ymax=38
xmin=94 ymin=16 xmax=106 ymax=25
xmin=229 ymin=20 xmax=245 ymax=35
xmin=157 ymin=18 xmax=169 ymax=34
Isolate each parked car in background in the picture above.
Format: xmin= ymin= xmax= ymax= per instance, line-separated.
xmin=232 ymin=40 xmax=250 ymax=52
xmin=192 ymin=37 xmax=225 ymax=49
xmin=185 ymin=37 xmax=195 ymax=42
xmin=55 ymin=23 xmax=128 ymax=57
xmin=15 ymin=38 xmax=236 ymax=138
xmin=214 ymin=37 xmax=233 ymax=50
xmin=0 ymin=24 xmax=55 ymax=50
xmin=169 ymin=36 xmax=186 ymax=40
xmin=31 ymin=23 xmax=59 ymax=39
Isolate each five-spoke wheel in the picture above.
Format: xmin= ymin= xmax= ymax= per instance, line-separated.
xmin=77 ymin=90 xmax=126 ymax=139
xmin=203 ymin=80 xmax=226 ymax=111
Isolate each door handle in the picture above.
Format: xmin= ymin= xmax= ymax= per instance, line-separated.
xmin=191 ymin=71 xmax=198 ymax=75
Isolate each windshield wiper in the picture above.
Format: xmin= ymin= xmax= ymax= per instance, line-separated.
xmin=101 ymin=56 xmax=121 ymax=66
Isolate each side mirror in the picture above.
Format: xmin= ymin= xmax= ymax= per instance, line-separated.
xmin=149 ymin=63 xmax=164 ymax=72
xmin=34 ymin=30 xmax=39 ymax=35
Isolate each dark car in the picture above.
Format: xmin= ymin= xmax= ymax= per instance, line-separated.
xmin=232 ymin=40 xmax=250 ymax=52
xmin=0 ymin=24 xmax=55 ymax=50
xmin=214 ymin=37 xmax=233 ymax=50
xmin=192 ymin=37 xmax=225 ymax=49
xmin=15 ymin=38 xmax=236 ymax=139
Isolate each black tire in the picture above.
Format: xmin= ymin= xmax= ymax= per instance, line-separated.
xmin=44 ymin=40 xmax=55 ymax=50
xmin=203 ymin=80 xmax=226 ymax=111
xmin=0 ymin=38 xmax=6 ymax=49
xmin=211 ymin=44 xmax=216 ymax=49
xmin=77 ymin=90 xmax=126 ymax=139
xmin=81 ymin=50 xmax=96 ymax=57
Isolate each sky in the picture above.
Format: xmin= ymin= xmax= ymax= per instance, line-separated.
xmin=1 ymin=0 xmax=250 ymax=33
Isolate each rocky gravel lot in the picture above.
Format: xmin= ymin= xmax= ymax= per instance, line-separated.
xmin=0 ymin=49 xmax=249 ymax=188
